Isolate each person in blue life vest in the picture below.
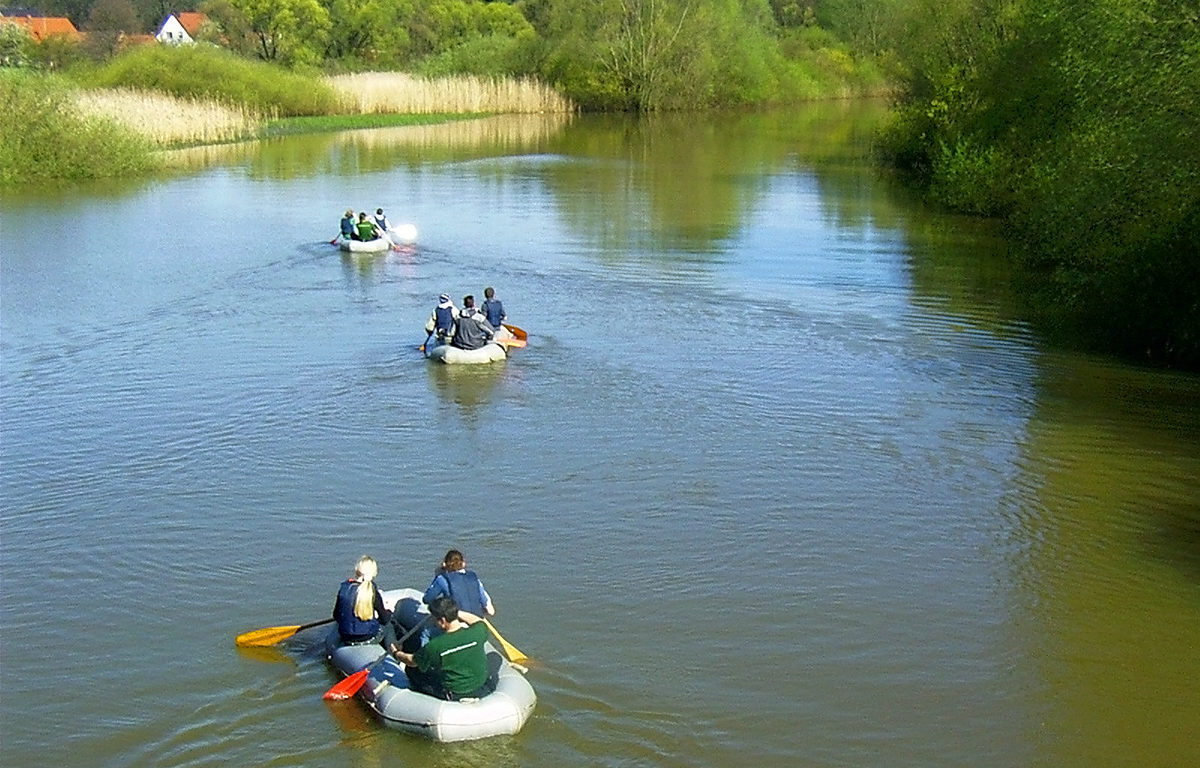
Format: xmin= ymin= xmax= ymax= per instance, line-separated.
xmin=332 ymin=555 xmax=392 ymax=644
xmin=373 ymin=208 xmax=392 ymax=233
xmin=389 ymin=595 xmax=502 ymax=701
xmin=339 ymin=210 xmax=355 ymax=241
xmin=354 ymin=211 xmax=380 ymax=241
xmin=481 ymin=286 xmax=506 ymax=331
xmin=450 ymin=296 xmax=496 ymax=350
xmin=409 ymin=549 xmax=495 ymax=647
xmin=424 ymin=293 xmax=458 ymax=346
xmin=424 ymin=549 xmax=495 ymax=617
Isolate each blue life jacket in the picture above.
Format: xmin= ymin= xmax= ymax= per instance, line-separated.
xmin=334 ymin=579 xmax=380 ymax=640
xmin=340 ymin=216 xmax=355 ymax=236
xmin=482 ymin=298 xmax=505 ymax=329
xmin=434 ymin=305 xmax=455 ymax=334
xmin=426 ymin=570 xmax=486 ymax=617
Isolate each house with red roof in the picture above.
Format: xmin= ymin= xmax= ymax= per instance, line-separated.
xmin=155 ymin=12 xmax=207 ymax=45
xmin=0 ymin=13 xmax=80 ymax=41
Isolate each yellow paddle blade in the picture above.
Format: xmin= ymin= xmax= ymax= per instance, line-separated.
xmin=482 ymin=618 xmax=529 ymax=664
xmin=235 ymin=624 xmax=302 ymax=647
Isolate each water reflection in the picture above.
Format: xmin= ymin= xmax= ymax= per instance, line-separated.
xmin=162 ymin=113 xmax=575 ymax=177
xmin=426 ymin=361 xmax=507 ymax=421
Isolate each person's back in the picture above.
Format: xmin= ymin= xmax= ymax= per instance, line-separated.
xmin=424 ymin=551 xmax=491 ymax=618
xmin=373 ymin=208 xmax=390 ymax=232
xmin=451 ymin=296 xmax=494 ymax=350
xmin=424 ymin=294 xmax=457 ymax=344
xmin=482 ymin=286 xmax=505 ymax=330
xmin=333 ymin=555 xmax=389 ymax=643
xmin=355 ymin=213 xmax=377 ymax=241
xmin=340 ymin=210 xmax=355 ymax=238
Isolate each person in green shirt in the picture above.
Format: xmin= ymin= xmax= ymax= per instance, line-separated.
xmin=354 ymin=211 xmax=380 ymax=242
xmin=390 ymin=595 xmax=500 ymax=700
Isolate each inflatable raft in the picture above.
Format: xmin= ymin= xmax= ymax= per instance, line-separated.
xmin=325 ymin=589 xmax=536 ymax=742
xmin=426 ymin=339 xmax=508 ymax=364
xmin=340 ymin=237 xmax=391 ymax=253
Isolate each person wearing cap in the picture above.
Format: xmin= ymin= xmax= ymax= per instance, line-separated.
xmin=481 ymin=287 xmax=506 ymax=331
xmin=424 ymin=293 xmax=458 ymax=346
xmin=450 ymin=295 xmax=496 ymax=350
xmin=338 ymin=209 xmax=355 ymax=241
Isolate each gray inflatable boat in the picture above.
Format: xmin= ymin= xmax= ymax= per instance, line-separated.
xmin=325 ymin=588 xmax=536 ymax=742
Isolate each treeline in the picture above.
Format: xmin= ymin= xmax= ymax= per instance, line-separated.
xmin=20 ymin=0 xmax=888 ymax=110
xmin=874 ymin=0 xmax=1199 ymax=368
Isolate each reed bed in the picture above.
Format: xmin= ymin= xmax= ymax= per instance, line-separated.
xmin=74 ymin=88 xmax=265 ymax=147
xmin=327 ymin=72 xmax=574 ymax=115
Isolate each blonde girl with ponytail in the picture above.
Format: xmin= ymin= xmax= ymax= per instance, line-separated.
xmin=333 ymin=555 xmax=392 ymax=643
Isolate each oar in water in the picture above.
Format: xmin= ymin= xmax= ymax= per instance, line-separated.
xmin=482 ymin=618 xmax=529 ymax=664
xmin=502 ymin=324 xmax=527 ymax=341
xmin=235 ymin=617 xmax=336 ymax=647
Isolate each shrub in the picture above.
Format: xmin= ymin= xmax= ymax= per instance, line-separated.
xmin=0 ymin=71 xmax=155 ymax=183
xmin=80 ymin=44 xmax=341 ymax=116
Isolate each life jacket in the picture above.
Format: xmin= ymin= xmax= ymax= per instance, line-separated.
xmin=434 ymin=305 xmax=455 ymax=335
xmin=431 ymin=570 xmax=487 ymax=617
xmin=482 ymin=299 xmax=504 ymax=329
xmin=334 ymin=579 xmax=380 ymax=640
xmin=373 ymin=214 xmax=389 ymax=231
xmin=340 ymin=216 xmax=355 ymax=236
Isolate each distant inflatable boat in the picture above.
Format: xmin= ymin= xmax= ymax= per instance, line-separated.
xmin=339 ymin=237 xmax=391 ymax=253
xmin=325 ymin=589 xmax=536 ymax=742
xmin=426 ymin=339 xmax=509 ymax=364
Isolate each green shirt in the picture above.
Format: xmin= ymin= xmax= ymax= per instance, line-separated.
xmin=413 ymin=621 xmax=489 ymax=695
xmin=356 ymin=219 xmax=377 ymax=240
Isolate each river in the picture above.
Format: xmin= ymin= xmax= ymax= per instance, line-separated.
xmin=2 ymin=104 xmax=1198 ymax=768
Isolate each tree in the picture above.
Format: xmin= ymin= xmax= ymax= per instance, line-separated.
xmin=83 ymin=0 xmax=141 ymax=58
xmin=228 ymin=0 xmax=332 ymax=66
xmin=320 ymin=0 xmax=414 ymax=65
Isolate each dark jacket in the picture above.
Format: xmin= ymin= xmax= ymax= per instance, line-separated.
xmin=333 ymin=579 xmax=390 ymax=641
xmin=423 ymin=570 xmax=488 ymax=617
xmin=451 ymin=310 xmax=495 ymax=350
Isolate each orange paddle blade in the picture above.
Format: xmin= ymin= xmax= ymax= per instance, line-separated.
xmin=496 ymin=338 xmax=527 ymax=349
xmin=502 ymin=324 xmax=527 ymax=341
xmin=324 ymin=668 xmax=370 ymax=700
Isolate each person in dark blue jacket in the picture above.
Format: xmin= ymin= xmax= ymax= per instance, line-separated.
xmin=423 ymin=549 xmax=494 ymax=617
xmin=416 ymin=549 xmax=494 ymax=646
xmin=333 ymin=555 xmax=392 ymax=644
xmin=338 ymin=210 xmax=355 ymax=241
xmin=481 ymin=286 xmax=506 ymax=330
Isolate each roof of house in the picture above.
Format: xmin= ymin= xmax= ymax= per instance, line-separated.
xmin=174 ymin=12 xmax=206 ymax=36
xmin=0 ymin=15 xmax=81 ymax=40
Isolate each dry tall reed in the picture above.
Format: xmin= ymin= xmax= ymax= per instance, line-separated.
xmin=74 ymin=88 xmax=263 ymax=147
xmin=327 ymin=72 xmax=574 ymax=115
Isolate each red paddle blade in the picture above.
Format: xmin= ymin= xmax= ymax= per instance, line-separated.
xmin=323 ymin=668 xmax=369 ymax=700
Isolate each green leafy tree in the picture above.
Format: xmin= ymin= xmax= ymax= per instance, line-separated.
xmin=229 ymin=0 xmax=332 ymax=66
xmin=321 ymin=0 xmax=414 ymax=65
xmin=197 ymin=0 xmax=259 ymax=57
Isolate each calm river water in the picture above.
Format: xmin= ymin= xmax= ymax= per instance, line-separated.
xmin=2 ymin=105 xmax=1198 ymax=768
